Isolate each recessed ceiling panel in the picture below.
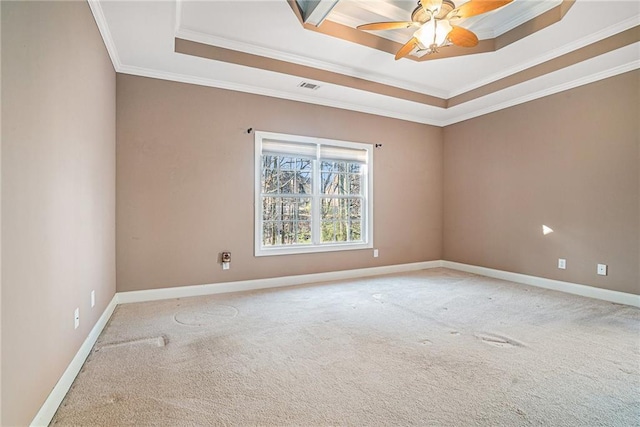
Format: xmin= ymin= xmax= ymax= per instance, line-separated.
xmin=91 ymin=0 xmax=639 ymax=125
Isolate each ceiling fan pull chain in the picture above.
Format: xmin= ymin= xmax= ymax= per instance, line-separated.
xmin=430 ymin=12 xmax=438 ymax=51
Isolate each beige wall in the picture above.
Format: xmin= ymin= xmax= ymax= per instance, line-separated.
xmin=1 ymin=3 xmax=636 ymax=421
xmin=443 ymin=70 xmax=640 ymax=295
xmin=117 ymin=72 xmax=639 ymax=295
xmin=116 ymin=74 xmax=443 ymax=292
xmin=1 ymin=1 xmax=116 ymax=425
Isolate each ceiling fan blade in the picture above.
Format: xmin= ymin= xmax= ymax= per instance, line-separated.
xmin=395 ymin=37 xmax=419 ymax=61
xmin=357 ymin=21 xmax=417 ymax=31
xmin=420 ymin=0 xmax=443 ymax=14
xmin=448 ymin=26 xmax=479 ymax=47
xmin=448 ymin=0 xmax=513 ymax=20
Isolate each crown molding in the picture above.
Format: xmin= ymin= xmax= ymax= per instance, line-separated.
xmin=442 ymin=57 xmax=640 ymax=126
xmin=87 ymin=0 xmax=122 ymax=71
xmin=327 ymin=10 xmax=414 ymax=45
xmin=348 ymin=0 xmax=414 ymax=23
xmin=490 ymin=0 xmax=561 ymax=38
xmin=174 ymin=0 xmax=182 ymax=34
xmin=174 ymin=28 xmax=450 ymax=99
xmin=118 ymin=52 xmax=639 ymax=129
xmin=448 ymin=15 xmax=640 ymax=97
xmin=90 ymin=0 xmax=639 ymax=127
xmin=117 ymin=64 xmax=445 ymax=126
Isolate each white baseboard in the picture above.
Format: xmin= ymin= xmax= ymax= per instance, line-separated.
xmin=116 ymin=259 xmax=639 ymax=308
xmin=29 ymin=261 xmax=441 ymax=426
xmin=442 ymin=261 xmax=640 ymax=308
xmin=116 ymin=261 xmax=443 ymax=304
xmin=29 ymin=259 xmax=638 ymax=426
xmin=30 ymin=295 xmax=118 ymax=427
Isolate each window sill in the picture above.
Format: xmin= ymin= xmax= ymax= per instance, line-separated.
xmin=255 ymin=242 xmax=373 ymax=257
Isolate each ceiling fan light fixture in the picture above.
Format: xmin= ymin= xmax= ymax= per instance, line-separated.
xmin=434 ymin=19 xmax=452 ymax=46
xmin=414 ymin=18 xmax=452 ymax=50
xmin=358 ymin=0 xmax=511 ymax=60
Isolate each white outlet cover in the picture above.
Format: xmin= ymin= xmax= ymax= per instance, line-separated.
xmin=558 ymin=259 xmax=566 ymax=269
xmin=373 ymin=249 xmax=379 ymax=258
xmin=74 ymin=308 xmax=80 ymax=329
xmin=91 ymin=290 xmax=96 ymax=308
xmin=597 ymin=264 xmax=608 ymax=276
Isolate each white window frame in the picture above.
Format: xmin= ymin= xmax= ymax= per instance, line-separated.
xmin=255 ymin=131 xmax=374 ymax=257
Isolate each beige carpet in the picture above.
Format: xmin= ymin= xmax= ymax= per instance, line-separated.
xmin=51 ymin=268 xmax=639 ymax=426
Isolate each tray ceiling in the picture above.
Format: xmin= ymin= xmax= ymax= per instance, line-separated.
xmin=91 ymin=0 xmax=640 ymax=125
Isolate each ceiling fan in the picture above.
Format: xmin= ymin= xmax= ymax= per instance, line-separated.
xmin=357 ymin=0 xmax=513 ymax=60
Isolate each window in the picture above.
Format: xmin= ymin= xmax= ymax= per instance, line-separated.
xmin=255 ymin=131 xmax=373 ymax=256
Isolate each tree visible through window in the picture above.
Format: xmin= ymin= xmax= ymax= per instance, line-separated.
xmin=319 ymin=160 xmax=362 ymax=243
xmin=255 ymin=132 xmax=373 ymax=256
xmin=261 ymin=156 xmax=313 ymax=246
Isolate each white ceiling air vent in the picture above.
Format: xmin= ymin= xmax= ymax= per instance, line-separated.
xmin=298 ymin=81 xmax=321 ymax=90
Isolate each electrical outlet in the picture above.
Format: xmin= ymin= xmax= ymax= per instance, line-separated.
xmin=373 ymin=249 xmax=379 ymax=258
xmin=597 ymin=264 xmax=608 ymax=276
xmin=558 ymin=258 xmax=566 ymax=269
xmin=91 ymin=290 xmax=95 ymax=308
xmin=221 ymin=251 xmax=231 ymax=270
xmin=74 ymin=308 xmax=80 ymax=329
